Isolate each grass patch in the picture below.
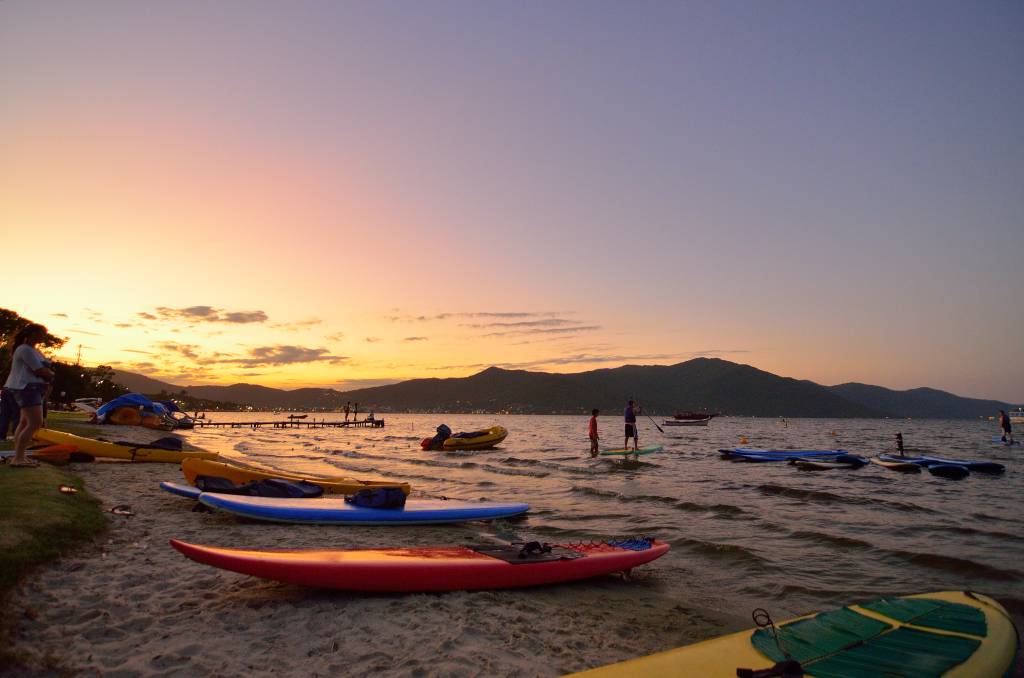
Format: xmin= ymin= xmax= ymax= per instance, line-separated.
xmin=0 ymin=463 xmax=108 ymax=669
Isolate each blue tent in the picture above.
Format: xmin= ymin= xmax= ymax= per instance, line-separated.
xmin=96 ymin=393 xmax=170 ymax=421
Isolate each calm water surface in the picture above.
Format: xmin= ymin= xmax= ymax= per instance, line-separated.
xmin=181 ymin=413 xmax=1023 ymax=627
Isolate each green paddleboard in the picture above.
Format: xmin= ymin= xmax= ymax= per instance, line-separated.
xmin=599 ymin=445 xmax=663 ymax=457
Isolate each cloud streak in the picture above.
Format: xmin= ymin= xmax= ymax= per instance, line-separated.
xmin=482 ymin=325 xmax=601 ymax=338
xmin=223 ymin=345 xmax=349 ymax=367
xmin=461 ymin=318 xmax=578 ymax=329
xmin=387 ymin=311 xmax=566 ymax=322
xmin=155 ymin=341 xmax=202 ymax=360
xmin=272 ymin=318 xmax=322 ymax=331
xmin=146 ymin=306 xmax=269 ymax=324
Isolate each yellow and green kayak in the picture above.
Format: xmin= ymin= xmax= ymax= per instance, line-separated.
xmin=180 ymin=458 xmax=412 ymax=496
xmin=33 ymin=428 xmax=218 ymax=464
xmin=573 ymin=591 xmax=1018 ymax=677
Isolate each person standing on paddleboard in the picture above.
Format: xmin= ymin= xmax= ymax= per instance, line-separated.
xmin=589 ymin=409 xmax=600 ymax=457
xmin=998 ymin=410 xmax=1013 ymax=444
xmin=624 ymin=400 xmax=638 ymax=451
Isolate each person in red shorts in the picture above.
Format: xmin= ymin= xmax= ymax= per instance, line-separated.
xmin=588 ymin=409 xmax=600 ymax=457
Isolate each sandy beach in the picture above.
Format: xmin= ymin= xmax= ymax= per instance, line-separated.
xmin=3 ymin=458 xmax=739 ymax=677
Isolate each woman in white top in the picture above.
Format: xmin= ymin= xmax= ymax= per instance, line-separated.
xmin=4 ymin=324 xmax=55 ymax=467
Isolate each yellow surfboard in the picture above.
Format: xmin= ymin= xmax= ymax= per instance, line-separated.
xmin=572 ymin=591 xmax=1017 ymax=678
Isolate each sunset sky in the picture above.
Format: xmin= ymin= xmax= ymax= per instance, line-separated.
xmin=2 ymin=2 xmax=1021 ymax=401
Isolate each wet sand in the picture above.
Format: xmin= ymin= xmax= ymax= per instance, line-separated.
xmin=4 ymin=460 xmax=737 ymax=677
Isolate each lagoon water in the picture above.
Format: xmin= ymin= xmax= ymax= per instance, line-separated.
xmin=184 ymin=413 xmax=1023 ymax=636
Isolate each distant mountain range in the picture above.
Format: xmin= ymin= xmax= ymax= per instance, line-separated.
xmin=110 ymin=358 xmax=1015 ymax=418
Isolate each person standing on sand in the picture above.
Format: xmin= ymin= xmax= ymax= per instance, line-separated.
xmin=624 ymin=400 xmax=638 ymax=451
xmin=4 ymin=324 xmax=55 ymax=467
xmin=998 ymin=410 xmax=1014 ymax=444
xmin=344 ymin=402 xmax=350 ymax=421
xmin=588 ymin=409 xmax=600 ymax=457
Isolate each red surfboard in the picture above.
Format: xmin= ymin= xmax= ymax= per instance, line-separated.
xmin=170 ymin=538 xmax=669 ymax=592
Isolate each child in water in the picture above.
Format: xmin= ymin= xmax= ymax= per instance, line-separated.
xmin=588 ymin=409 xmax=599 ymax=457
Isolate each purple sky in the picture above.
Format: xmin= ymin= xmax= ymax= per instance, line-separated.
xmin=3 ymin=2 xmax=1022 ymax=400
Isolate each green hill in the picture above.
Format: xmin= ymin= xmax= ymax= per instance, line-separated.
xmin=109 ymin=359 xmax=1013 ymax=417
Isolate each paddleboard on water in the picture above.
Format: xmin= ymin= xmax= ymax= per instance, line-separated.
xmin=571 ymin=591 xmax=1019 ymax=677
xmin=928 ymin=464 xmax=970 ymax=480
xmin=877 ymin=454 xmax=1004 ymax=474
xmin=870 ymin=457 xmax=923 ymax=473
xmin=719 ymin=449 xmax=845 ymax=460
xmin=792 ymin=454 xmax=868 ymax=470
xmin=990 ymin=437 xmax=1020 ymax=446
xmin=197 ymin=494 xmax=530 ymax=525
xmin=599 ymin=446 xmax=663 ymax=457
xmin=725 ymin=449 xmax=849 ymax=463
xmin=160 ymin=481 xmax=202 ymax=500
xmin=169 ymin=537 xmax=668 ymax=592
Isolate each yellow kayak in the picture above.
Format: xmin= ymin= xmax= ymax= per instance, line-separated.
xmin=573 ymin=591 xmax=1018 ymax=677
xmin=180 ymin=458 xmax=412 ymax=496
xmin=34 ymin=428 xmax=218 ymax=464
xmin=442 ymin=425 xmax=508 ymax=451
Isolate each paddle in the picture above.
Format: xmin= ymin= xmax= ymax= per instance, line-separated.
xmin=639 ymin=402 xmax=663 ymax=433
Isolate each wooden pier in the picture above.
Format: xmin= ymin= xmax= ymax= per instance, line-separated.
xmin=192 ymin=418 xmax=384 ymax=430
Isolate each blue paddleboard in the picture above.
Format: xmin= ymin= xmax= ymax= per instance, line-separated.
xmin=878 ymin=454 xmax=1004 ymax=474
xmin=160 ymin=481 xmax=202 ymax=499
xmin=991 ymin=437 xmax=1020 ymax=446
xmin=722 ymin=449 xmax=846 ymax=461
xmin=197 ymin=494 xmax=530 ymax=525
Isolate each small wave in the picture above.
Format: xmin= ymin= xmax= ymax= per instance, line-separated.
xmin=503 ymin=456 xmax=595 ymax=474
xmin=570 ymin=486 xmax=748 ymax=517
xmin=443 ymin=450 xmax=494 ymax=458
xmin=877 ymin=548 xmax=1021 ymax=582
xmin=243 ymin=453 xmax=324 ymax=462
xmin=325 ymin=449 xmax=377 ymax=460
xmin=399 ymin=457 xmax=477 ymax=470
xmin=478 ymin=464 xmax=549 ymax=478
xmin=502 ymin=456 xmax=541 ymax=466
xmin=741 ymin=581 xmax=882 ymax=603
xmin=788 ymin=529 xmax=875 ymax=551
xmin=675 ymin=501 xmax=747 ymax=518
xmin=916 ymin=524 xmax=1024 ymax=545
xmin=970 ymin=512 xmax=1023 ymax=525
xmin=670 ymin=537 xmax=769 ymax=567
xmin=756 ymin=483 xmax=934 ymax=513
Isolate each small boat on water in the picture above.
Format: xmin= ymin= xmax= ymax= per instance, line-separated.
xmin=665 ymin=410 xmax=717 ymax=426
xmin=663 ymin=417 xmax=711 ymax=427
xmin=672 ymin=410 xmax=718 ymax=421
xmin=442 ymin=426 xmax=508 ymax=451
